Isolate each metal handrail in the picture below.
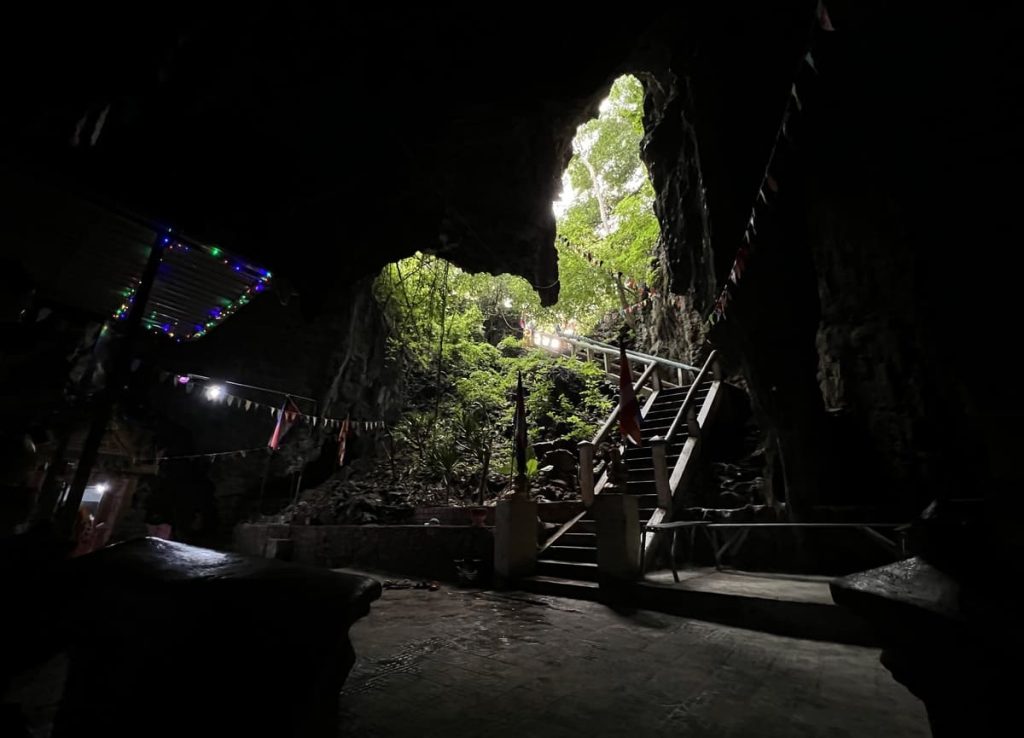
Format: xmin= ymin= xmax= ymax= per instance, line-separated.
xmin=553 ymin=333 xmax=700 ymax=374
xmin=639 ymin=521 xmax=910 ymax=579
xmin=665 ymin=350 xmax=718 ymax=442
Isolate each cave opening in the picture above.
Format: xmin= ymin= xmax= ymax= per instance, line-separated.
xmin=0 ymin=5 xmax=1020 ymax=736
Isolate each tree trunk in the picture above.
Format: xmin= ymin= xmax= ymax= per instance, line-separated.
xmin=582 ymin=155 xmax=612 ymax=234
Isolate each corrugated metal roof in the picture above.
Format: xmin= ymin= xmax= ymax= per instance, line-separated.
xmin=113 ymin=236 xmax=271 ymax=341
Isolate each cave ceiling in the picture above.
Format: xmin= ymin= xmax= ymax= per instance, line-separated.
xmin=0 ymin=3 xmax=814 ymax=312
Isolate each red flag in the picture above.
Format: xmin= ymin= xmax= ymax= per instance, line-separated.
xmin=337 ymin=416 xmax=350 ymax=466
xmin=513 ymin=371 xmax=528 ymax=476
xmin=268 ymin=397 xmax=301 ymax=450
xmin=618 ymin=344 xmax=643 ymax=445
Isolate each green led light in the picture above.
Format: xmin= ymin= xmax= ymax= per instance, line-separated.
xmin=209 ymin=247 xmax=222 ymax=257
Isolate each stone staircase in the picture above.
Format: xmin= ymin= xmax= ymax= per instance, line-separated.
xmin=519 ymin=335 xmax=719 ymax=598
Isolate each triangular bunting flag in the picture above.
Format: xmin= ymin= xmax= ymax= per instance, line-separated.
xmin=818 ymin=1 xmax=834 ymax=31
xmin=804 ymin=51 xmax=817 ymax=73
xmin=245 ymin=400 xmax=252 ymax=411
xmin=226 ymin=396 xmax=235 ymax=407
xmin=791 ymin=84 xmax=802 ymax=112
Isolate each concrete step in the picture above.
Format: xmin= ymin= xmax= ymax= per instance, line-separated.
xmin=571 ymin=519 xmax=596 ymax=534
xmin=561 ymin=532 xmax=596 ymax=546
xmin=519 ymin=569 xmax=875 ymax=646
xmin=536 ymin=559 xmax=599 ymax=581
xmin=631 ymin=494 xmax=659 ymax=507
xmin=633 ymin=569 xmax=877 ymax=646
xmin=518 ymin=574 xmax=601 ymax=601
xmin=544 ymin=545 xmax=596 ymax=563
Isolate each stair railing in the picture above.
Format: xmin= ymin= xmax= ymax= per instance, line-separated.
xmin=531 ymin=330 xmax=700 ymax=387
xmin=578 ymin=359 xmax=659 ymax=506
xmin=651 ymin=350 xmax=719 ymax=509
xmin=539 ymin=357 xmax=660 ymax=555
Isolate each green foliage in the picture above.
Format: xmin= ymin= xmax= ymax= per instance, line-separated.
xmin=554 ymin=74 xmax=659 ymax=329
xmin=374 ymin=252 xmax=615 ymax=501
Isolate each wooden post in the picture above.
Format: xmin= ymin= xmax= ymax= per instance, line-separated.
xmin=651 ymin=436 xmax=671 ymax=509
xmin=651 ymin=365 xmax=662 ymax=392
xmin=57 ymin=234 xmax=165 ymax=537
xmin=578 ymin=440 xmax=595 ymax=507
xmin=602 ymin=352 xmax=610 ymax=375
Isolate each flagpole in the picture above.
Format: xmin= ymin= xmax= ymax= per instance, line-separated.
xmin=258 ymin=450 xmax=273 ymax=515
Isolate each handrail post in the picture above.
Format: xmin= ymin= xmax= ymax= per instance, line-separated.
xmin=603 ymin=353 xmax=610 ymax=374
xmin=676 ymin=367 xmax=684 ymax=388
xmin=712 ymin=354 xmax=723 ymax=381
xmin=686 ymin=405 xmax=700 ymax=438
xmin=651 ymin=364 xmax=662 ymax=392
xmin=578 ymin=440 xmax=595 ymax=507
xmin=651 ymin=436 xmax=671 ymax=509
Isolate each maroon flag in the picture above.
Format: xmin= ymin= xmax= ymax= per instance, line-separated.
xmin=268 ymin=397 xmax=301 ymax=450
xmin=513 ymin=371 xmax=528 ymax=476
xmin=337 ymin=416 xmax=350 ymax=466
xmin=618 ymin=345 xmax=643 ymax=445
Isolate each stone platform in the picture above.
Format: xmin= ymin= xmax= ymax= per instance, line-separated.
xmin=340 ymin=582 xmax=928 ymax=737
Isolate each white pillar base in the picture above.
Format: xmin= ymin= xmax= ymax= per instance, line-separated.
xmin=595 ymin=494 xmax=640 ymax=583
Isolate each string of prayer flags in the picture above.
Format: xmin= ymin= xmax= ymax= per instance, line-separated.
xmin=704 ymin=2 xmax=832 ymax=329
xmin=163 ymin=371 xmax=388 ymax=434
xmin=134 ymin=446 xmax=271 ymax=466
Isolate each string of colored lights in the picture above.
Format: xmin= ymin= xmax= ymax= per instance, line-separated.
xmin=111 ymin=233 xmax=272 ymax=342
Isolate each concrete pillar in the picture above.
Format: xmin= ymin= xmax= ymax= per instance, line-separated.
xmin=494 ymin=496 xmax=537 ymax=583
xmin=650 ymin=436 xmax=671 ymax=509
xmin=578 ymin=440 xmax=595 ymax=507
xmin=594 ymin=494 xmax=640 ymax=584
xmin=686 ymin=405 xmax=700 ymax=438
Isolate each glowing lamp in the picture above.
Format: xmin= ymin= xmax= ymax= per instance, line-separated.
xmin=204 ymin=384 xmax=225 ymax=401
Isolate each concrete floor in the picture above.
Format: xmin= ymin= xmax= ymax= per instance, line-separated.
xmin=341 ymin=584 xmax=930 ymax=737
